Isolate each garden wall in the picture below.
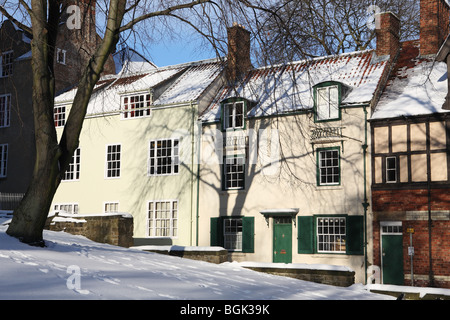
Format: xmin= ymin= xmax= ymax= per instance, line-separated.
xmin=46 ymin=212 xmax=134 ymax=248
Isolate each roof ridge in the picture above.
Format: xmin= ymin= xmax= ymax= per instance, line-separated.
xmin=253 ymin=49 xmax=376 ymax=71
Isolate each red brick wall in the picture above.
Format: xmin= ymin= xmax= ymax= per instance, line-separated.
xmin=372 ymin=188 xmax=450 ymax=212
xmin=373 ymin=220 xmax=450 ymax=288
xmin=420 ymin=0 xmax=450 ymax=56
xmin=376 ymin=12 xmax=400 ymax=59
xmin=372 ymin=188 xmax=450 ymax=288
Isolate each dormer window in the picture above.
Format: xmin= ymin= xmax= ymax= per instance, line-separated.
xmin=222 ymin=99 xmax=246 ymax=130
xmin=121 ymin=93 xmax=151 ymax=119
xmin=54 ymin=105 xmax=66 ymax=127
xmin=314 ymin=82 xmax=347 ymax=122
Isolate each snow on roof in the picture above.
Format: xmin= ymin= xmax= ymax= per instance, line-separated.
xmin=55 ymin=58 xmax=224 ymax=115
xmin=113 ymin=47 xmax=157 ymax=75
xmin=371 ymin=40 xmax=450 ymax=120
xmin=153 ymin=59 xmax=224 ymax=106
xmin=201 ymin=50 xmax=388 ymax=122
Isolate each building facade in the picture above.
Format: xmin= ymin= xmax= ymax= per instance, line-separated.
xmin=0 ymin=0 xmax=115 ymax=199
xmin=370 ymin=0 xmax=450 ymax=288
xmin=51 ymin=58 xmax=224 ymax=246
xmin=196 ymin=24 xmax=394 ymax=283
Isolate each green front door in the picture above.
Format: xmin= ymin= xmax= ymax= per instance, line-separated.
xmin=273 ymin=218 xmax=292 ymax=263
xmin=382 ymin=234 xmax=404 ymax=285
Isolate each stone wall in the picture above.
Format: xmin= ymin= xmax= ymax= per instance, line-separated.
xmin=138 ymin=246 xmax=229 ymax=264
xmin=240 ymin=265 xmax=355 ymax=287
xmin=46 ymin=212 xmax=134 ymax=248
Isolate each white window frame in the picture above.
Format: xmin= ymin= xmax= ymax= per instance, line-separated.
xmin=104 ymin=202 xmax=119 ymax=213
xmin=121 ymin=93 xmax=151 ymax=119
xmin=105 ymin=144 xmax=121 ymax=179
xmin=56 ymin=48 xmax=66 ymax=65
xmin=223 ymin=101 xmax=244 ymax=130
xmin=224 ymin=155 xmax=245 ymax=190
xmin=0 ymin=144 xmax=8 ymax=178
xmin=147 ymin=200 xmax=178 ymax=238
xmin=316 ymin=85 xmax=339 ymax=121
xmin=148 ymin=138 xmax=179 ymax=176
xmin=380 ymin=221 xmax=403 ymax=235
xmin=317 ymin=217 xmax=346 ymax=253
xmin=0 ymin=94 xmax=11 ymax=128
xmin=54 ymin=203 xmax=79 ymax=214
xmin=54 ymin=105 xmax=66 ymax=127
xmin=318 ymin=148 xmax=340 ymax=186
xmin=62 ymin=148 xmax=81 ymax=181
xmin=223 ymin=217 xmax=243 ymax=251
xmin=1 ymin=51 xmax=13 ymax=77
xmin=386 ymin=156 xmax=397 ymax=183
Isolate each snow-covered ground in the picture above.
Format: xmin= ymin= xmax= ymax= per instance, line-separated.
xmin=0 ymin=223 xmax=393 ymax=301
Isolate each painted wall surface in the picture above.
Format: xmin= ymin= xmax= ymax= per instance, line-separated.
xmin=198 ymin=106 xmax=372 ymax=283
xmin=52 ymin=103 xmax=199 ymax=246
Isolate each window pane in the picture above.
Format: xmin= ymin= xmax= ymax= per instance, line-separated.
xmin=317 ymin=217 xmax=346 ymax=253
xmin=62 ymin=148 xmax=81 ymax=181
xmin=223 ymin=102 xmax=245 ymax=129
xmin=122 ymin=94 xmax=151 ymax=118
xmin=318 ymin=149 xmax=339 ymax=185
xmin=386 ymin=157 xmax=397 ymax=182
xmin=316 ymin=86 xmax=339 ymax=120
xmin=223 ymin=218 xmax=243 ymax=251
xmin=0 ymin=144 xmax=8 ymax=178
xmin=0 ymin=95 xmax=11 ymax=128
xmin=149 ymin=139 xmax=179 ymax=176
xmin=224 ymin=156 xmax=245 ymax=189
xmin=106 ymin=145 xmax=121 ymax=178
xmin=148 ymin=200 xmax=178 ymax=237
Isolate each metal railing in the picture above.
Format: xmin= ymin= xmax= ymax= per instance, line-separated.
xmin=0 ymin=192 xmax=24 ymax=211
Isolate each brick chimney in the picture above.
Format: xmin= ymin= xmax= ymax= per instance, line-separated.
xmin=375 ymin=12 xmax=400 ymax=60
xmin=420 ymin=0 xmax=450 ymax=56
xmin=226 ymin=23 xmax=252 ymax=82
xmin=55 ymin=0 xmax=115 ymax=92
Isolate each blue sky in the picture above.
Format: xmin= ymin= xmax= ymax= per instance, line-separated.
xmin=145 ymin=37 xmax=218 ymax=67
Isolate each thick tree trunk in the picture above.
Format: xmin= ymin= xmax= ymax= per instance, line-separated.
xmin=6 ymin=0 xmax=62 ymax=245
xmin=6 ymin=148 xmax=61 ymax=246
xmin=6 ymin=0 xmax=126 ymax=246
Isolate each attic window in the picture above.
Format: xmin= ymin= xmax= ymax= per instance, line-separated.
xmin=222 ymin=100 xmax=245 ymax=130
xmin=315 ymin=84 xmax=340 ymax=121
xmin=56 ymin=48 xmax=66 ymax=65
xmin=121 ymin=93 xmax=151 ymax=119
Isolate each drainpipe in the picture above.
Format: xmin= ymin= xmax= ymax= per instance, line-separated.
xmin=195 ymin=121 xmax=201 ymax=247
xmin=362 ymin=105 xmax=370 ymax=284
xmin=427 ymin=134 xmax=434 ymax=287
xmin=190 ymin=102 xmax=195 ymax=246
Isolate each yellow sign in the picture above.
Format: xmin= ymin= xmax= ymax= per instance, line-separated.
xmin=407 ymin=228 xmax=414 ymax=234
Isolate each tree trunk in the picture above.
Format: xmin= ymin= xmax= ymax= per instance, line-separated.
xmin=5 ymin=147 xmax=61 ymax=246
xmin=6 ymin=0 xmax=62 ymax=245
xmin=6 ymin=0 xmax=126 ymax=246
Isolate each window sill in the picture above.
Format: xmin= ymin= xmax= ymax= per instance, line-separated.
xmin=315 ymin=185 xmax=342 ymax=191
xmin=220 ymin=189 xmax=246 ymax=195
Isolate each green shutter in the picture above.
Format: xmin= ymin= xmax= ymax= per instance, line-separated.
xmin=242 ymin=216 xmax=254 ymax=253
xmin=298 ymin=216 xmax=314 ymax=254
xmin=210 ymin=217 xmax=224 ymax=247
xmin=346 ymin=216 xmax=364 ymax=255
